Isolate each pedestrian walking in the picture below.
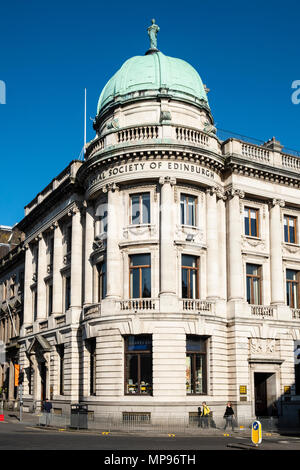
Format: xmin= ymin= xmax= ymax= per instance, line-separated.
xmin=223 ymin=402 xmax=235 ymax=431
xmin=43 ymin=398 xmax=52 ymax=426
xmin=197 ymin=406 xmax=202 ymax=427
xmin=200 ymin=402 xmax=211 ymax=428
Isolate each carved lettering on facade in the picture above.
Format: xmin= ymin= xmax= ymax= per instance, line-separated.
xmin=87 ymin=160 xmax=216 ymax=189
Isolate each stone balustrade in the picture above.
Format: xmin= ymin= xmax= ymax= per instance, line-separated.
xmin=175 ymin=126 xmax=210 ymax=146
xmin=118 ymin=126 xmax=159 ymax=142
xmin=120 ymin=298 xmax=158 ymax=312
xmin=181 ymin=299 xmax=213 ymax=312
xmin=292 ymin=308 xmax=300 ymax=320
xmin=250 ymin=305 xmax=275 ymax=318
xmin=241 ymin=143 xmax=270 ymax=163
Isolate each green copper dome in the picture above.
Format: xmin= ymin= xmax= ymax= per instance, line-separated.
xmin=97 ymin=51 xmax=209 ymax=115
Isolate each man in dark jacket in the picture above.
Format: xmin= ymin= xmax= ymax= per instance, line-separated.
xmin=223 ymin=402 xmax=235 ymax=431
xmin=43 ymin=398 xmax=52 ymax=426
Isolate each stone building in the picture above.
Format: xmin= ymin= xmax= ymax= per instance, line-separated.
xmin=15 ymin=23 xmax=300 ymax=424
xmin=0 ymin=226 xmax=25 ymax=407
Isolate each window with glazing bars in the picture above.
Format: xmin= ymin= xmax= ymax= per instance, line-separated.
xmin=180 ymin=194 xmax=197 ymax=226
xmin=129 ymin=254 xmax=151 ymax=298
xmin=130 ymin=193 xmax=150 ymax=224
xmin=244 ymin=207 xmax=259 ymax=237
xmin=182 ymin=255 xmax=199 ymax=299
xmin=286 ymin=269 xmax=299 ymax=308
xmin=284 ymin=215 xmax=297 ymax=244
xmin=246 ymin=264 xmax=261 ymax=304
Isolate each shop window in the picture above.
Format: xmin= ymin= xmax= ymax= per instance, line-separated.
xmin=286 ymin=269 xmax=300 ymax=308
xmin=186 ymin=335 xmax=207 ymax=395
xmin=182 ymin=255 xmax=199 ymax=299
xmin=125 ymin=335 xmax=152 ymax=395
xmin=284 ymin=215 xmax=297 ymax=244
xmin=180 ymin=194 xmax=197 ymax=226
xmin=129 ymin=254 xmax=151 ymax=298
xmin=295 ymin=341 xmax=300 ymax=395
xmin=244 ymin=207 xmax=259 ymax=237
xmin=130 ymin=193 xmax=150 ymax=225
xmin=246 ymin=264 xmax=261 ymax=304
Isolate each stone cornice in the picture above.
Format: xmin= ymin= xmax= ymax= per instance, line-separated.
xmin=225 ymin=155 xmax=300 ymax=188
xmin=17 ymin=175 xmax=84 ymax=233
xmin=0 ymin=243 xmax=25 ymax=274
xmin=77 ymin=146 xmax=225 ymax=186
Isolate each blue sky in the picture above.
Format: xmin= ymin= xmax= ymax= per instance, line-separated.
xmin=1 ymin=0 xmax=300 ymax=226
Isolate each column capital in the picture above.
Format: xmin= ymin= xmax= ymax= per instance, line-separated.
xmin=159 ymin=176 xmax=176 ymax=186
xmin=49 ymin=221 xmax=59 ymax=230
xmin=206 ymin=185 xmax=226 ymax=200
xmin=102 ymin=182 xmax=119 ymax=193
xmin=225 ymin=187 xmax=245 ymax=200
xmin=270 ymin=198 xmax=285 ymax=208
xmin=67 ymin=203 xmax=82 ymax=217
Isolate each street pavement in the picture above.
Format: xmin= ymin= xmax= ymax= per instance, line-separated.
xmin=0 ymin=410 xmax=299 ymax=452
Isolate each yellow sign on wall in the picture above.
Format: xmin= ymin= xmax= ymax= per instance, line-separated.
xmin=239 ymin=385 xmax=247 ymax=395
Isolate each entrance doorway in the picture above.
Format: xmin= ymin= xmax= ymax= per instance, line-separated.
xmin=40 ymin=362 xmax=47 ymax=402
xmin=254 ymin=372 xmax=276 ymax=417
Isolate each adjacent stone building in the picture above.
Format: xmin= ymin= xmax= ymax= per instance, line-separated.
xmin=0 ymin=226 xmax=24 ymax=407
xmin=13 ymin=23 xmax=300 ymax=425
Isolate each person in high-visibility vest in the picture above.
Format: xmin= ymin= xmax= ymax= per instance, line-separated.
xmin=200 ymin=402 xmax=211 ymax=428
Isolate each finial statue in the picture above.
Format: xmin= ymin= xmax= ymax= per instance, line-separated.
xmin=147 ymin=19 xmax=160 ymax=50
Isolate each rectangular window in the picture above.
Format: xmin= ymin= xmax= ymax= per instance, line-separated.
xmin=186 ymin=335 xmax=207 ymax=395
xmin=47 ymin=283 xmax=53 ymax=315
xmin=182 ymin=255 xmax=199 ymax=299
xmin=284 ymin=215 xmax=297 ymax=244
xmin=64 ymin=275 xmax=71 ymax=311
xmin=246 ymin=264 xmax=261 ymax=304
xmin=96 ymin=201 xmax=108 ymax=234
xmin=125 ymin=335 xmax=152 ymax=395
xmin=130 ymin=193 xmax=150 ymax=225
xmin=286 ymin=269 xmax=299 ymax=308
xmin=96 ymin=262 xmax=107 ymax=301
xmin=244 ymin=207 xmax=259 ymax=237
xmin=66 ymin=225 xmax=72 ymax=254
xmin=129 ymin=254 xmax=151 ymax=298
xmin=180 ymin=194 xmax=197 ymax=226
xmin=32 ymin=288 xmax=37 ymax=320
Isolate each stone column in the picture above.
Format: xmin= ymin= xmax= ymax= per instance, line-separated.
xmin=217 ymin=192 xmax=227 ymax=300
xmin=206 ymin=187 xmax=219 ymax=299
xmin=52 ymin=222 xmax=63 ymax=315
xmin=84 ymin=204 xmax=94 ymax=305
xmin=159 ymin=176 xmax=177 ymax=312
xmin=269 ymin=199 xmax=285 ymax=304
xmin=227 ymin=188 xmax=245 ymax=301
xmin=23 ymin=244 xmax=33 ymax=326
xmin=70 ymin=205 xmax=83 ymax=309
xmin=104 ymin=183 xmax=122 ymax=299
xmin=37 ymin=234 xmax=47 ymax=320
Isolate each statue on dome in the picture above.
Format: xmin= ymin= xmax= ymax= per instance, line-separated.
xmin=147 ymin=19 xmax=160 ymax=50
